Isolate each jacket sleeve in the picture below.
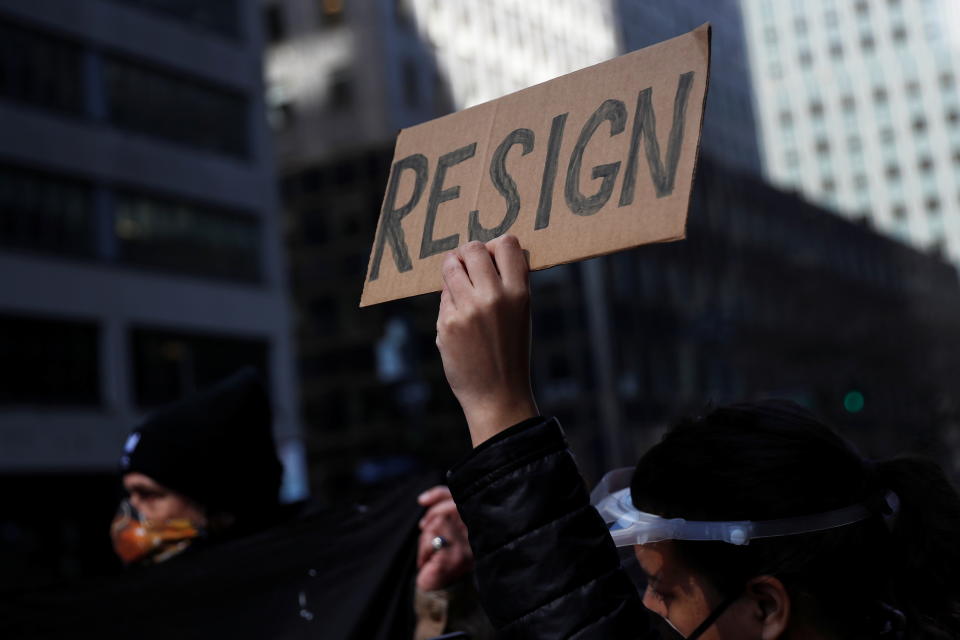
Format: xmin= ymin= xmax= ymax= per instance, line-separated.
xmin=447 ymin=417 xmax=651 ymax=639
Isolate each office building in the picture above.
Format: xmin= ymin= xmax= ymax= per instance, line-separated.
xmin=264 ymin=0 xmax=619 ymax=167
xmin=616 ymin=0 xmax=763 ymax=175
xmin=265 ymin=0 xmax=960 ymax=493
xmin=264 ymin=0 xmax=623 ymax=490
xmin=741 ymin=0 xmax=960 ymax=264
xmin=0 ymin=0 xmax=303 ymax=586
xmin=281 ymin=143 xmax=960 ymax=488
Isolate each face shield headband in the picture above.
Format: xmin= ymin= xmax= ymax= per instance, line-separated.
xmin=591 ymin=467 xmax=900 ymax=547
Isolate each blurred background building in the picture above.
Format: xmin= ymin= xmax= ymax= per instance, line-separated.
xmin=263 ymin=0 xmax=628 ymax=494
xmin=264 ymin=0 xmax=960 ymax=497
xmin=0 ymin=0 xmax=303 ymax=588
xmin=616 ymin=0 xmax=762 ymax=176
xmin=741 ymin=0 xmax=960 ymax=264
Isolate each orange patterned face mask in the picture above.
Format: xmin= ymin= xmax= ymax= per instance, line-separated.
xmin=110 ymin=500 xmax=203 ymax=565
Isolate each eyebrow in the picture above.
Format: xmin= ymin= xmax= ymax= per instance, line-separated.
xmin=126 ymin=482 xmax=163 ymax=493
xmin=637 ymin=565 xmax=663 ymax=589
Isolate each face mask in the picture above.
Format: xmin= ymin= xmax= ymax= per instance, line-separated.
xmin=110 ymin=500 xmax=203 ymax=565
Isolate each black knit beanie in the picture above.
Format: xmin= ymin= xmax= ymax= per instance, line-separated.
xmin=120 ymin=367 xmax=283 ymax=523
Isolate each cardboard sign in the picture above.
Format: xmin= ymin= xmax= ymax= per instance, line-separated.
xmin=360 ymin=24 xmax=711 ymax=307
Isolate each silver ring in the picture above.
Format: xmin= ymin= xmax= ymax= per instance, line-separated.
xmin=431 ymin=535 xmax=448 ymax=551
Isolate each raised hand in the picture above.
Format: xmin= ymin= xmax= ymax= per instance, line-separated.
xmin=435 ymin=236 xmax=539 ymax=447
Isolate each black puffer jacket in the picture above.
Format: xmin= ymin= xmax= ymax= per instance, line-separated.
xmin=448 ymin=417 xmax=653 ymax=639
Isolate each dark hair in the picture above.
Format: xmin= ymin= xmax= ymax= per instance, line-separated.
xmin=630 ymin=399 xmax=960 ymax=639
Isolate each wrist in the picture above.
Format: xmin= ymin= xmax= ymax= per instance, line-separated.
xmin=462 ymin=393 xmax=539 ymax=447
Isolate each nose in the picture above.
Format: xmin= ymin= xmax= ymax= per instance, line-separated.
xmin=127 ymin=492 xmax=144 ymax=514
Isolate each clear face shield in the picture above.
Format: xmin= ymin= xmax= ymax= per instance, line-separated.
xmin=590 ymin=467 xmax=900 ymax=639
xmin=591 ymin=467 xmax=899 ymax=547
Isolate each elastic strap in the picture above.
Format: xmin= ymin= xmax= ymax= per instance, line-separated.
xmin=685 ymin=590 xmax=741 ymax=640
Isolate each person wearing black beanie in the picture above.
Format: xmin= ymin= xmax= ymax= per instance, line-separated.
xmin=111 ymin=367 xmax=284 ymax=565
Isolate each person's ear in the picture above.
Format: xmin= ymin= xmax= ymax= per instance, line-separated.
xmin=745 ymin=575 xmax=790 ymax=640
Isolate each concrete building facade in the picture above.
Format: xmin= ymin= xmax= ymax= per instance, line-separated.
xmin=0 ymin=0 xmax=303 ymax=490
xmin=741 ymin=0 xmax=960 ymax=264
xmin=264 ymin=0 xmax=620 ymax=169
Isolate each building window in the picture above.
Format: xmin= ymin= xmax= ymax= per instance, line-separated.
xmin=886 ymin=164 xmax=901 ymax=180
xmin=855 ymin=1 xmax=869 ymax=15
xmin=794 ymin=17 xmax=807 ymax=34
xmin=906 ymin=80 xmax=921 ymax=97
xmin=926 ymin=196 xmax=940 ymax=213
xmin=912 ymin=116 xmax=927 ymax=133
xmin=815 ymin=138 xmax=830 ymax=155
xmin=919 ymin=156 xmax=934 ymax=173
xmin=130 ymin=327 xmax=268 ymax=407
xmin=266 ymin=83 xmax=294 ymax=130
xmin=0 ymin=314 xmax=100 ymax=406
xmin=264 ymin=4 xmax=285 ymax=42
xmin=402 ymin=59 xmax=419 ymax=108
xmin=321 ymin=0 xmax=345 ymax=27
xmin=779 ymin=110 xmax=793 ymax=126
xmin=860 ymin=35 xmax=875 ymax=52
xmin=891 ymin=204 xmax=906 ymax=220
xmin=114 ymin=192 xmax=261 ymax=281
xmin=0 ymin=19 xmax=84 ymax=115
xmin=822 ymin=177 xmax=836 ymax=192
xmin=0 ymin=164 xmax=94 ymax=257
xmin=810 ymin=101 xmax=824 ymax=117
xmin=941 ymin=72 xmax=955 ymax=90
xmin=328 ymin=68 xmax=353 ymax=110
xmin=854 ymin=174 xmax=868 ymax=190
xmin=830 ymin=42 xmax=844 ymax=59
xmin=798 ymin=50 xmax=813 ymax=67
xmin=106 ymin=0 xmax=241 ymax=39
xmin=930 ymin=236 xmax=946 ymax=254
xmin=841 ymin=95 xmax=855 ymax=111
xmin=104 ymin=57 xmax=248 ymax=157
xmin=303 ymin=392 xmax=347 ymax=428
xmin=947 ymin=109 xmax=959 ymax=126
xmin=880 ymin=128 xmax=895 ymax=144
xmin=301 ymin=209 xmax=328 ymax=243
xmin=848 ymin=136 xmax=862 ymax=151
xmin=873 ymin=87 xmax=887 ymax=103
xmin=892 ymin=26 xmax=907 ymax=43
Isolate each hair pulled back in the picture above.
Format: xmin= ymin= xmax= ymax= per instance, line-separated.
xmin=630 ymin=399 xmax=960 ymax=639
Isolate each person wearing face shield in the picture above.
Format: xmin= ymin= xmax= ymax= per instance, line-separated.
xmin=434 ymin=236 xmax=960 ymax=640
xmin=111 ymin=367 xmax=284 ymax=566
